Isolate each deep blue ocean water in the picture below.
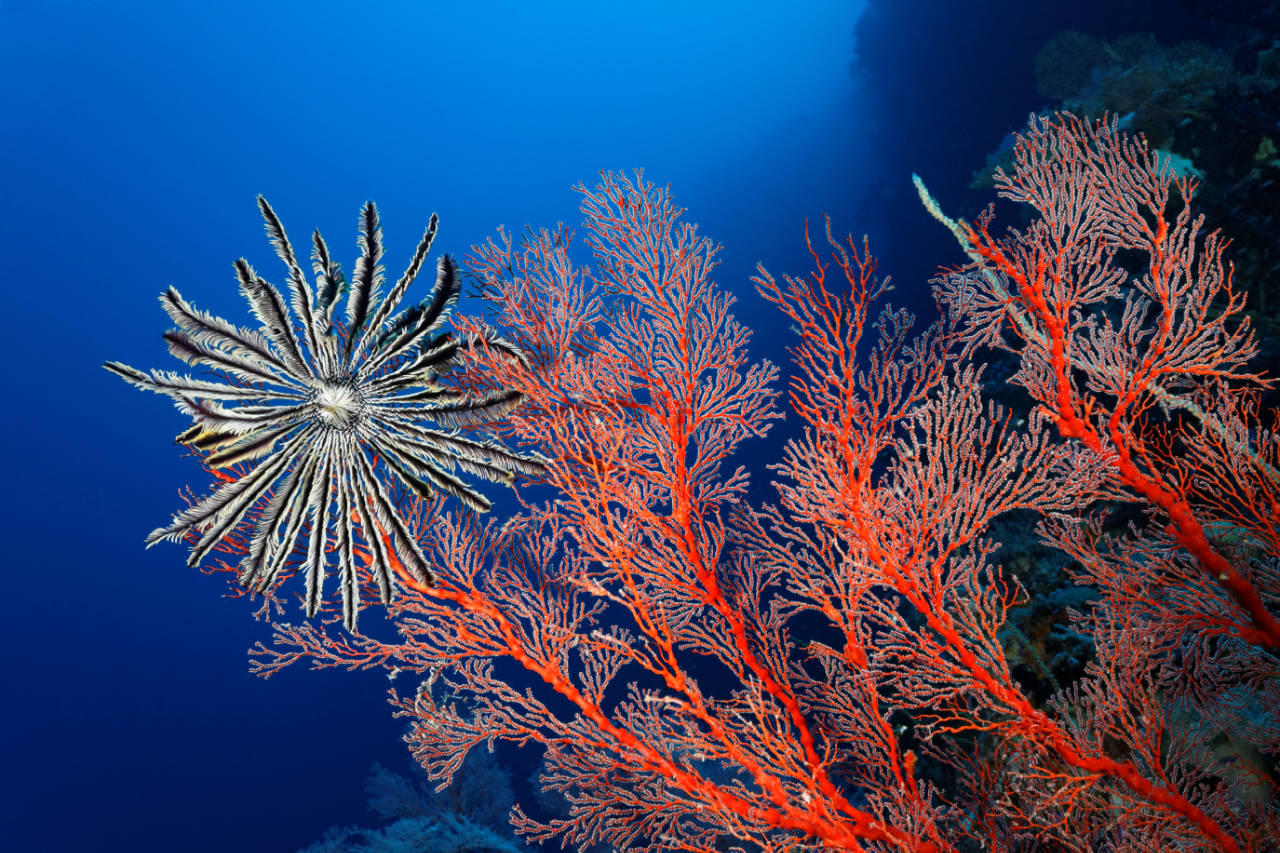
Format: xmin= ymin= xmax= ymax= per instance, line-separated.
xmin=0 ymin=1 xmax=1217 ymax=849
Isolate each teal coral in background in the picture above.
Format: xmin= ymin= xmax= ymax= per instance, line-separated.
xmin=299 ymin=754 xmax=529 ymax=853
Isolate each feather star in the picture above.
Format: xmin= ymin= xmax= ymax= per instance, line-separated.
xmin=106 ymin=197 xmax=541 ymax=630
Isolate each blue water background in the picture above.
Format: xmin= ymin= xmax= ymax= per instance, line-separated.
xmin=0 ymin=1 xmax=1196 ymax=849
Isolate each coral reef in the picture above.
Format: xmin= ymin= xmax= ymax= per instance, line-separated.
xmin=118 ymin=123 xmax=1279 ymax=850
xmin=976 ymin=27 xmax=1280 ymax=359
xmin=967 ymin=26 xmax=1280 ymax=743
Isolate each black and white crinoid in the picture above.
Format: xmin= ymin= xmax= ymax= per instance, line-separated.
xmin=107 ymin=197 xmax=540 ymax=629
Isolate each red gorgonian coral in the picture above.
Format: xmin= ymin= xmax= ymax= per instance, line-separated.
xmin=166 ymin=117 xmax=1275 ymax=851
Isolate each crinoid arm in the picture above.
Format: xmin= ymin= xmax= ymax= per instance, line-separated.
xmin=106 ymin=197 xmax=542 ymax=630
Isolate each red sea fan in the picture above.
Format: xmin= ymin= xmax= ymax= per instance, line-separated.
xmin=116 ymin=120 xmax=1278 ymax=851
